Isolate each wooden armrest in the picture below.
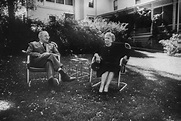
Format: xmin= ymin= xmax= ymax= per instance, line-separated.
xmin=91 ymin=56 xmax=96 ymax=64
xmin=52 ymin=54 xmax=60 ymax=62
xmin=26 ymin=53 xmax=60 ymax=65
xmin=27 ymin=55 xmax=30 ymax=64
xmin=119 ymin=57 xmax=128 ymax=66
xmin=125 ymin=43 xmax=131 ymax=49
xmin=57 ymin=55 xmax=60 ymax=62
xmin=22 ymin=50 xmax=27 ymax=53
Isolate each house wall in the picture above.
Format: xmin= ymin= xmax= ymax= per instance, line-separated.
xmin=96 ymin=0 xmax=113 ymax=15
xmin=83 ymin=0 xmax=96 ymax=19
xmin=28 ymin=0 xmax=74 ymax=22
xmin=74 ymin=0 xmax=84 ymax=20
xmin=28 ymin=7 xmax=65 ymax=22
xmin=76 ymin=0 xmax=113 ymax=20
xmin=117 ymin=0 xmax=135 ymax=9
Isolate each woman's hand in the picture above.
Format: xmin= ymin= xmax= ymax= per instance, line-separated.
xmin=94 ymin=53 xmax=101 ymax=63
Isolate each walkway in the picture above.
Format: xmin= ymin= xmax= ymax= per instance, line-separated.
xmin=128 ymin=50 xmax=181 ymax=76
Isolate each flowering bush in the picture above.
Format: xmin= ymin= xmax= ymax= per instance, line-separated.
xmin=0 ymin=16 xmax=128 ymax=56
xmin=78 ymin=18 xmax=128 ymax=41
xmin=46 ymin=18 xmax=128 ymax=55
xmin=159 ymin=34 xmax=181 ymax=56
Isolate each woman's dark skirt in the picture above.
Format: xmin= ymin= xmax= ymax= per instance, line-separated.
xmin=96 ymin=61 xmax=120 ymax=77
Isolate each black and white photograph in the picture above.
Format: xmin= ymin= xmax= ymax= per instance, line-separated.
xmin=0 ymin=0 xmax=181 ymax=120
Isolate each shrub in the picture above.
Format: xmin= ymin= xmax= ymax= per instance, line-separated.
xmin=159 ymin=33 xmax=181 ymax=56
xmin=0 ymin=16 xmax=38 ymax=56
xmin=45 ymin=18 xmax=103 ymax=55
xmin=79 ymin=18 xmax=128 ymax=41
xmin=45 ymin=18 xmax=128 ymax=55
xmin=0 ymin=16 xmax=128 ymax=56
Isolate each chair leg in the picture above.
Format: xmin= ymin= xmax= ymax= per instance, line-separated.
xmin=121 ymin=65 xmax=126 ymax=74
xmin=89 ymin=69 xmax=101 ymax=87
xmin=58 ymin=73 xmax=61 ymax=83
xmin=89 ymin=69 xmax=93 ymax=83
xmin=118 ymin=71 xmax=127 ymax=92
xmin=27 ymin=69 xmax=31 ymax=87
xmin=92 ymin=82 xmax=101 ymax=87
xmin=118 ymin=71 xmax=121 ymax=87
xmin=119 ymin=82 xmax=127 ymax=92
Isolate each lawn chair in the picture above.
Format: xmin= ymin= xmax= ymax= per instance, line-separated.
xmin=22 ymin=42 xmax=61 ymax=87
xmin=89 ymin=43 xmax=131 ymax=92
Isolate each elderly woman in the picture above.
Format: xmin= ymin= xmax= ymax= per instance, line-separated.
xmin=94 ymin=32 xmax=130 ymax=93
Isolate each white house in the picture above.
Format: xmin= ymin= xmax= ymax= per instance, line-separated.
xmin=28 ymin=0 xmax=123 ymax=21
xmin=27 ymin=0 xmax=107 ymax=22
xmin=28 ymin=0 xmax=180 ymax=31
xmin=28 ymin=0 xmax=181 ymax=47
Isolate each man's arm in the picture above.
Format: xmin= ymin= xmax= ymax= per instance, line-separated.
xmin=51 ymin=42 xmax=60 ymax=56
xmin=26 ymin=42 xmax=41 ymax=57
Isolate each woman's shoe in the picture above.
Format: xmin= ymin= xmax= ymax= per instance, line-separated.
xmin=99 ymin=86 xmax=104 ymax=93
xmin=104 ymin=87 xmax=108 ymax=92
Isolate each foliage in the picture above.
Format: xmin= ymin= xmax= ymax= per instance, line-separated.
xmin=0 ymin=16 xmax=40 ymax=56
xmin=0 ymin=15 xmax=127 ymax=56
xmin=0 ymin=52 xmax=181 ymax=120
xmin=159 ymin=33 xmax=181 ymax=56
xmin=44 ymin=18 xmax=102 ymax=55
xmin=0 ymin=0 xmax=36 ymax=20
xmin=79 ymin=18 xmax=128 ymax=42
xmin=45 ymin=18 xmax=127 ymax=55
xmin=134 ymin=7 xmax=152 ymax=29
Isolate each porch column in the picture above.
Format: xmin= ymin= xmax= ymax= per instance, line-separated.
xmin=173 ymin=0 xmax=177 ymax=30
xmin=177 ymin=0 xmax=180 ymax=32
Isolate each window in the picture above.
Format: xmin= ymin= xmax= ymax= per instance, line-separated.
xmin=56 ymin=0 xmax=64 ymax=4
xmin=65 ymin=0 xmax=73 ymax=5
xmin=153 ymin=4 xmax=173 ymax=26
xmin=89 ymin=0 xmax=94 ymax=8
xmin=65 ymin=13 xmax=74 ymax=19
xmin=135 ymin=0 xmax=141 ymax=4
xmin=46 ymin=0 xmax=55 ymax=2
xmin=88 ymin=16 xmax=94 ymax=22
xmin=163 ymin=4 xmax=173 ymax=25
xmin=114 ymin=0 xmax=118 ymax=11
xmin=49 ymin=16 xmax=56 ymax=22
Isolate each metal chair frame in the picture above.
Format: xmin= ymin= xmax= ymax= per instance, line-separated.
xmin=89 ymin=43 xmax=131 ymax=92
xmin=89 ymin=56 xmax=128 ymax=92
xmin=25 ymin=54 xmax=61 ymax=87
xmin=23 ymin=41 xmax=61 ymax=87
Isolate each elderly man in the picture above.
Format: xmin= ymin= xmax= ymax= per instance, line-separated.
xmin=26 ymin=31 xmax=75 ymax=86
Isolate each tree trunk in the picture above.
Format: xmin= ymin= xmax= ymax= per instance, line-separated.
xmin=7 ymin=0 xmax=15 ymax=20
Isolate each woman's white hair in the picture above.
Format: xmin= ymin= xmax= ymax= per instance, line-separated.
xmin=104 ymin=32 xmax=115 ymax=42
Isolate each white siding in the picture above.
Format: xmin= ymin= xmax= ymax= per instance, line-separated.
xmin=96 ymin=0 xmax=113 ymax=15
xmin=29 ymin=0 xmax=74 ymax=22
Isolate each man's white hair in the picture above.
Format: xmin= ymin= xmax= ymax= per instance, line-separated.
xmin=38 ymin=31 xmax=48 ymax=39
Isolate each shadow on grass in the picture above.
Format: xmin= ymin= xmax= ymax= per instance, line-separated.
xmin=0 ymin=55 xmax=181 ymax=121
xmin=130 ymin=49 xmax=155 ymax=58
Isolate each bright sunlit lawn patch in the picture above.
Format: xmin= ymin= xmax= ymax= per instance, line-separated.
xmin=0 ymin=100 xmax=13 ymax=111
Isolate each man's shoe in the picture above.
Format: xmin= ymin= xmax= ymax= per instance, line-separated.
xmin=48 ymin=77 xmax=59 ymax=87
xmin=59 ymin=70 xmax=76 ymax=82
xmin=62 ymin=76 xmax=76 ymax=82
xmin=67 ymin=77 xmax=76 ymax=82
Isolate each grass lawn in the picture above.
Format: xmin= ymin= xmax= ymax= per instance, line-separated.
xmin=0 ymin=51 xmax=181 ymax=121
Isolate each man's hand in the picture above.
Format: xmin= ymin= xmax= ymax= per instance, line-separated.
xmin=42 ymin=52 xmax=50 ymax=56
xmin=41 ymin=52 xmax=60 ymax=58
